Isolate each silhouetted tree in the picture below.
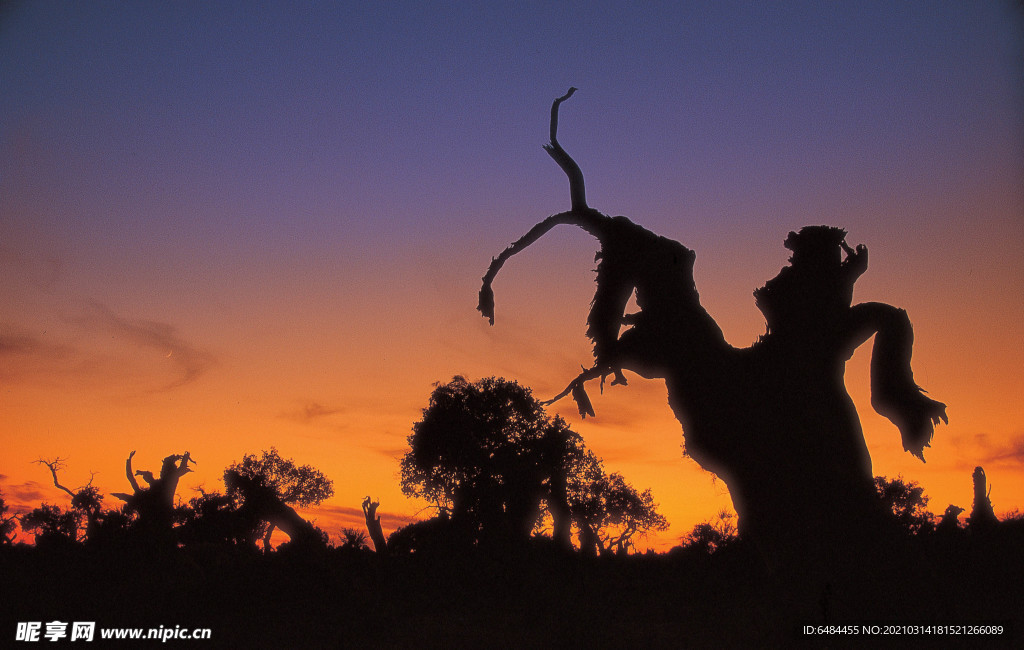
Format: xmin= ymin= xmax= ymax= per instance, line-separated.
xmin=968 ymin=466 xmax=998 ymax=531
xmin=224 ymin=448 xmax=333 ymax=551
xmin=936 ymin=504 xmax=965 ymax=534
xmin=20 ymin=503 xmax=79 ymax=546
xmin=31 ymin=458 xmax=106 ymax=542
xmin=874 ymin=475 xmax=934 ymax=535
xmin=339 ymin=527 xmax=369 ymax=552
xmin=362 ymin=496 xmax=387 ymax=554
xmin=386 ymin=515 xmax=469 ymax=555
xmin=25 ymin=458 xmax=133 ymax=546
xmin=0 ymin=494 xmax=16 ymax=544
xmin=111 ymin=450 xmax=195 ymax=544
xmin=680 ymin=510 xmax=739 ymax=555
xmin=478 ymin=89 xmax=947 ymax=576
xmin=568 ymin=464 xmax=668 ymax=556
xmin=401 ymin=376 xmax=582 ymax=551
xmin=179 ymin=488 xmax=251 ymax=547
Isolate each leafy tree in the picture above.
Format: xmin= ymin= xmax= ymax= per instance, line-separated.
xmin=874 ymin=475 xmax=934 ymax=535
xmin=402 ymin=376 xmax=667 ymax=554
xmin=400 ymin=376 xmax=582 ymax=550
xmin=225 ymin=448 xmax=334 ymax=550
xmin=569 ymin=465 xmax=669 ymax=555
xmin=386 ymin=516 xmax=470 ymax=555
xmin=179 ymin=488 xmax=251 ymax=547
xmin=20 ymin=503 xmax=80 ymax=546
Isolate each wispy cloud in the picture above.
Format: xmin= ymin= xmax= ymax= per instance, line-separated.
xmin=0 ymin=324 xmax=75 ymax=381
xmin=77 ymin=303 xmax=215 ymax=391
xmin=279 ymin=401 xmax=347 ymax=425
xmin=974 ymin=433 xmax=1024 ymax=466
xmin=952 ymin=432 xmax=1024 ymax=469
xmin=0 ymin=479 xmax=51 ymax=511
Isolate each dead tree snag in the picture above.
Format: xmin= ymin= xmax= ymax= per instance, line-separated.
xmin=478 ymin=89 xmax=948 ymax=576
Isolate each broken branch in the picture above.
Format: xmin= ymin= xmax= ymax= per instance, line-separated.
xmin=543 ymin=87 xmax=588 ymax=212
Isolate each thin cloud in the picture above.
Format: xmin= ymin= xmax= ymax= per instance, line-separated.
xmin=951 ymin=432 xmax=1024 ymax=469
xmin=975 ymin=433 xmax=1024 ymax=466
xmin=0 ymin=480 xmax=50 ymax=507
xmin=280 ymin=401 xmax=347 ymax=425
xmin=374 ymin=446 xmax=409 ymax=460
xmin=0 ymin=331 xmax=37 ymax=355
xmin=0 ymin=324 xmax=76 ymax=381
xmin=78 ymin=303 xmax=215 ymax=391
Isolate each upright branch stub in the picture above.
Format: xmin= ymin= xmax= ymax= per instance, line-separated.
xmin=543 ymin=87 xmax=588 ymax=212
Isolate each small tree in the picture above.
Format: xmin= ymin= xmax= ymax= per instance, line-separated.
xmin=570 ymin=467 xmax=669 ymax=555
xmin=179 ymin=488 xmax=251 ymax=547
xmin=225 ymin=448 xmax=333 ymax=550
xmin=339 ymin=527 xmax=369 ymax=551
xmin=680 ymin=510 xmax=738 ymax=555
xmin=0 ymin=494 xmax=17 ymax=544
xmin=874 ymin=475 xmax=934 ymax=535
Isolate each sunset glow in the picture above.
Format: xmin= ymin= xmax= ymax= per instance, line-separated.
xmin=2 ymin=2 xmax=1022 ymax=551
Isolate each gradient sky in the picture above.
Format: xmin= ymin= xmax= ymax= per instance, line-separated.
xmin=2 ymin=1 xmax=1022 ymax=549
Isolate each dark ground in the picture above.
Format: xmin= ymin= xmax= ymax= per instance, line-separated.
xmin=3 ymin=530 xmax=1021 ymax=648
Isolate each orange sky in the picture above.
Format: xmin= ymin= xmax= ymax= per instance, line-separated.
xmin=2 ymin=3 xmax=1023 ymax=550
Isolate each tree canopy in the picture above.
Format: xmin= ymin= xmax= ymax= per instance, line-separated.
xmin=400 ymin=376 xmax=666 ymax=553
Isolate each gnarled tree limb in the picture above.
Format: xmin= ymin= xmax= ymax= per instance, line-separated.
xmin=36 ymin=458 xmax=76 ymax=498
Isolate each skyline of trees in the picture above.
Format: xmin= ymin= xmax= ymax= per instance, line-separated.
xmin=3 ymin=375 xmax=1012 ymax=554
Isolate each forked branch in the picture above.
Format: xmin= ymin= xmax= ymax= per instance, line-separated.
xmin=36 ymin=458 xmax=77 ymax=498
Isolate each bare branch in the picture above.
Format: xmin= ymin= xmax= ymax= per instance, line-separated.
xmin=124 ymin=450 xmax=141 ymax=494
xmin=36 ymin=458 xmax=76 ymax=498
xmin=543 ymin=87 xmax=588 ymax=212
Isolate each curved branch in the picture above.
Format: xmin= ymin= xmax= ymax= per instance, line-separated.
xmin=543 ymin=87 xmax=588 ymax=212
xmin=477 ymin=209 xmax=608 ymax=324
xmin=124 ymin=451 xmax=141 ymax=494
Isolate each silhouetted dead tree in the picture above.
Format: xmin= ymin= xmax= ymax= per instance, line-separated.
xmin=362 ymin=496 xmax=388 ymax=554
xmin=937 ymin=504 xmax=964 ymax=533
xmin=479 ymin=89 xmax=947 ymax=576
xmin=112 ymin=450 xmax=195 ymax=542
xmin=968 ymin=466 xmax=997 ymax=531
xmin=35 ymin=458 xmax=104 ymax=542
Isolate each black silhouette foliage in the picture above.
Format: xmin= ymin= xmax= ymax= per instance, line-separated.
xmin=875 ymin=475 xmax=934 ymax=535
xmin=400 ymin=376 xmax=578 ymax=549
xmin=0 ymin=494 xmax=16 ymax=544
xmin=224 ymin=449 xmax=332 ymax=551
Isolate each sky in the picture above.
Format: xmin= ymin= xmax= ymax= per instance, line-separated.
xmin=2 ymin=1 xmax=1022 ymax=550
